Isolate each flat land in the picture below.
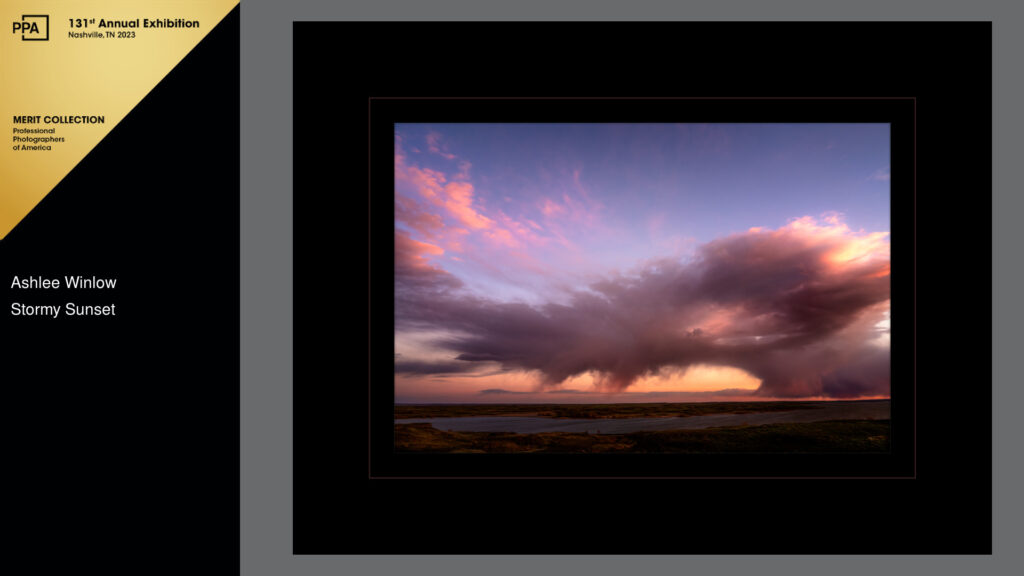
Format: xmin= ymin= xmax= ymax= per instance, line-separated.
xmin=394 ymin=400 xmax=891 ymax=453
xmin=395 ymin=401 xmax=824 ymax=420
xmin=395 ymin=419 xmax=890 ymax=453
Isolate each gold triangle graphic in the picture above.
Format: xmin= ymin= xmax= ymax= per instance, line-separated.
xmin=1 ymin=0 xmax=238 ymax=239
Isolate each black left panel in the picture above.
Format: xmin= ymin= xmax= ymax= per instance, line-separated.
xmin=3 ymin=7 xmax=239 ymax=574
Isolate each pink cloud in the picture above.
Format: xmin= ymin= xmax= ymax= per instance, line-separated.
xmin=443 ymin=181 xmax=493 ymax=230
xmin=536 ymin=169 xmax=604 ymax=231
xmin=395 ymin=230 xmax=443 ymax=263
xmin=495 ymin=211 xmax=549 ymax=248
xmin=397 ymin=139 xmax=514 ymax=241
xmin=395 ymin=155 xmax=447 ymax=205
xmin=485 ymin=227 xmax=518 ymax=248
xmin=426 ymin=131 xmax=457 ymax=160
xmin=540 ymin=197 xmax=564 ymax=217
xmin=396 ymin=133 xmax=613 ymax=292
xmin=395 ymin=194 xmax=444 ymax=238
xmin=822 ymin=211 xmax=843 ymax=226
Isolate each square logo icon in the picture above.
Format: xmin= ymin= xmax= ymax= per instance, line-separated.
xmin=15 ymin=15 xmax=48 ymax=41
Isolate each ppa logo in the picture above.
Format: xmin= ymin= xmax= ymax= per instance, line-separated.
xmin=13 ymin=15 xmax=48 ymax=41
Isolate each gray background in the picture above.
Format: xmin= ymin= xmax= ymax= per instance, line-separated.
xmin=241 ymin=1 xmax=1018 ymax=573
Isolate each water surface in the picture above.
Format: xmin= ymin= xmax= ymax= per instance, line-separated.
xmin=397 ymin=400 xmax=890 ymax=434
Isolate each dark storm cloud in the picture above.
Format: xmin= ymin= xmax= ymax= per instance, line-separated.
xmin=394 ymin=359 xmax=481 ymax=375
xmin=395 ymin=219 xmax=891 ymax=398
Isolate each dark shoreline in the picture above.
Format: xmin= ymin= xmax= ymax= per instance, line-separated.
xmin=395 ymin=399 xmax=891 ymax=420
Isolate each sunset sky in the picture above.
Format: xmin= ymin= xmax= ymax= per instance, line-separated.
xmin=394 ymin=123 xmax=891 ymax=403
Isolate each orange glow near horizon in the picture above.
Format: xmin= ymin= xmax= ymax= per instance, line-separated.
xmin=628 ymin=365 xmax=761 ymax=393
xmin=395 ymin=364 xmax=769 ymax=403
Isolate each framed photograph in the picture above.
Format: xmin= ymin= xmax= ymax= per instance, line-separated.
xmin=294 ymin=22 xmax=990 ymax=555
xmin=374 ymin=100 xmax=912 ymax=481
